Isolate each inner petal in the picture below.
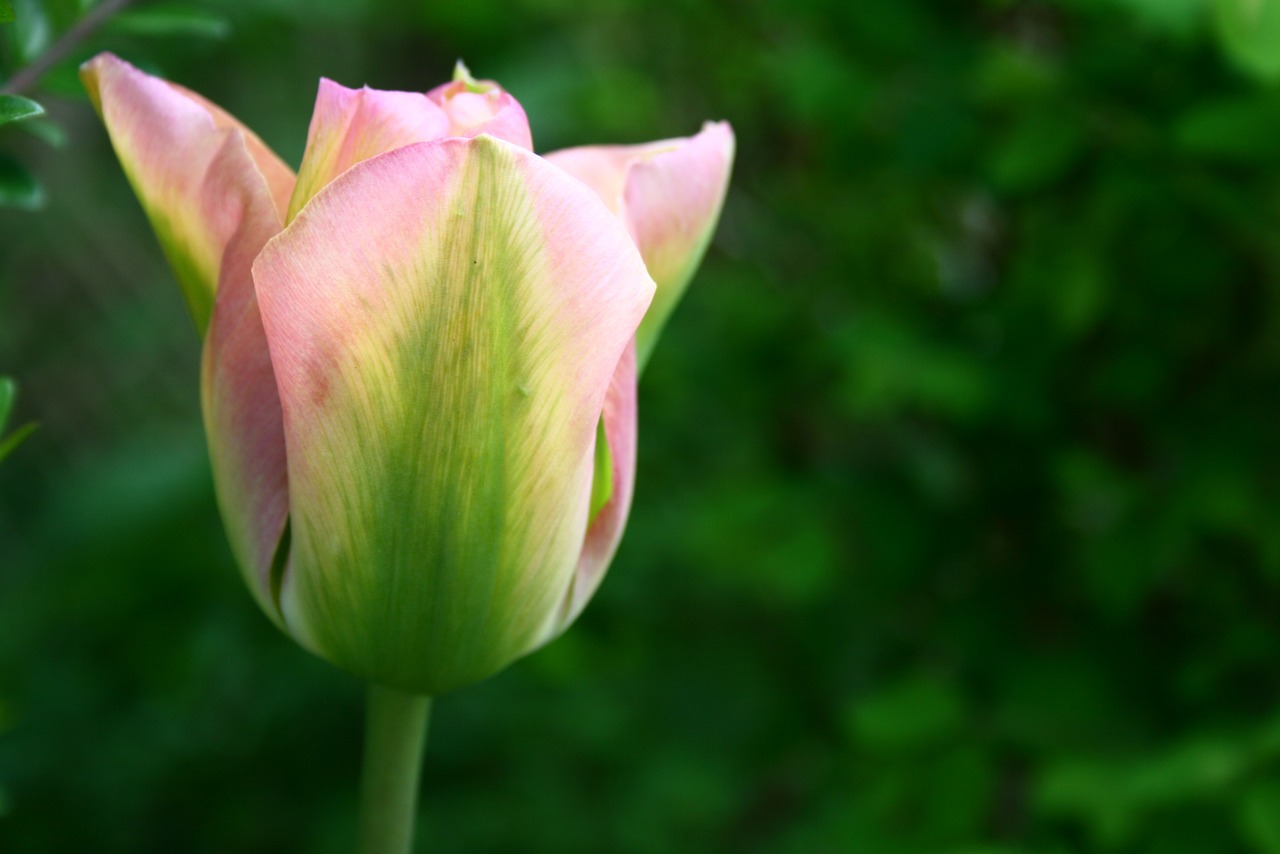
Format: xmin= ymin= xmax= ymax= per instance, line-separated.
xmin=287 ymin=79 xmax=450 ymax=222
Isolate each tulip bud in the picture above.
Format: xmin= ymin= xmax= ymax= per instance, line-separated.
xmin=81 ymin=53 xmax=732 ymax=695
xmin=426 ymin=61 xmax=533 ymax=149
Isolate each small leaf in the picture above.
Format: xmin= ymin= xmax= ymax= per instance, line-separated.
xmin=0 ymin=153 xmax=42 ymax=209
xmin=0 ymin=94 xmax=43 ymax=126
xmin=106 ymin=4 xmax=231 ymax=39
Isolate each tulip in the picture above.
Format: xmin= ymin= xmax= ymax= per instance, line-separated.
xmin=82 ymin=52 xmax=732 ymax=851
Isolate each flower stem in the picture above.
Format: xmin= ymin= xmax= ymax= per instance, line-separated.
xmin=358 ymin=684 xmax=432 ymax=854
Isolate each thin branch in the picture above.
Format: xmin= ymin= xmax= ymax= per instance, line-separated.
xmin=1 ymin=0 xmax=133 ymax=96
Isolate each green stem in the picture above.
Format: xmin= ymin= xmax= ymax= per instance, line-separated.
xmin=358 ymin=684 xmax=432 ymax=854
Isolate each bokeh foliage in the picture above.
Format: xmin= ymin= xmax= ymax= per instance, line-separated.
xmin=5 ymin=0 xmax=1280 ymax=850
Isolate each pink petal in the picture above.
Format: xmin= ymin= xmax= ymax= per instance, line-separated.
xmin=541 ymin=146 xmax=633 ymax=215
xmin=426 ymin=68 xmax=533 ymax=149
xmin=200 ymin=132 xmax=292 ymax=626
xmin=546 ymin=121 xmax=734 ymax=370
xmin=173 ymin=82 xmax=295 ymax=219
xmin=81 ymin=54 xmax=293 ymax=622
xmin=286 ymin=79 xmax=451 ymax=222
xmin=81 ymin=53 xmax=294 ymax=333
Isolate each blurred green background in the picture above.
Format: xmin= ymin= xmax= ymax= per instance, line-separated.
xmin=5 ymin=0 xmax=1280 ymax=850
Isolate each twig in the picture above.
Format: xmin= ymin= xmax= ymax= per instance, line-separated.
xmin=1 ymin=0 xmax=133 ymax=96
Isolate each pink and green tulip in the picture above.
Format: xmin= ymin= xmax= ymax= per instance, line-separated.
xmin=81 ymin=53 xmax=733 ymax=697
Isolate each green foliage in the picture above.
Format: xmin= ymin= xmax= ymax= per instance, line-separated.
xmin=1036 ymin=721 xmax=1280 ymax=848
xmin=1215 ymin=0 xmax=1280 ymax=80
xmin=847 ymin=672 xmax=966 ymax=750
xmin=1240 ymin=782 xmax=1280 ymax=853
xmin=1107 ymin=0 xmax=1206 ymax=37
xmin=1174 ymin=94 xmax=1280 ymax=162
xmin=4 ymin=0 xmax=1280 ymax=851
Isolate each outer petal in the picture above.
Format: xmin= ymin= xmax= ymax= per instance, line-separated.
xmin=253 ymin=135 xmax=654 ymax=694
xmin=547 ymin=341 xmax=639 ymax=634
xmin=426 ymin=65 xmax=533 ymax=149
xmin=286 ymin=80 xmax=451 ymax=223
xmin=81 ymin=53 xmax=294 ymax=334
xmin=200 ymin=135 xmax=292 ymax=628
xmin=546 ymin=121 xmax=734 ymax=372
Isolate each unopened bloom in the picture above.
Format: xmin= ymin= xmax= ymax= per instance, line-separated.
xmin=82 ymin=54 xmax=733 ymax=695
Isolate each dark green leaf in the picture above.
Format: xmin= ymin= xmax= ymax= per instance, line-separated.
xmin=0 ymin=94 xmax=42 ymax=126
xmin=0 ymin=0 xmax=13 ymax=24
xmin=0 ymin=153 xmax=42 ymax=209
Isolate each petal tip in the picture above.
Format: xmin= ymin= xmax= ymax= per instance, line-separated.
xmin=700 ymin=120 xmax=736 ymax=155
xmin=315 ymin=77 xmax=349 ymax=98
xmin=79 ymin=51 xmax=125 ymax=114
xmin=80 ymin=50 xmax=120 ymax=74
